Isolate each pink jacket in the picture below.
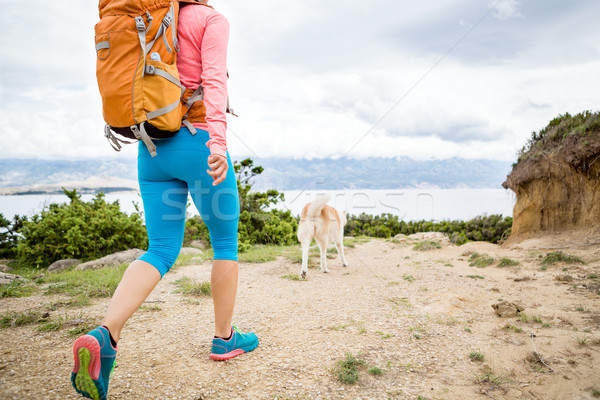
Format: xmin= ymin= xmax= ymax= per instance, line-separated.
xmin=177 ymin=4 xmax=230 ymax=158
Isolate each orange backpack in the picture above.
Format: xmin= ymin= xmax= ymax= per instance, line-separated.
xmin=94 ymin=0 xmax=233 ymax=157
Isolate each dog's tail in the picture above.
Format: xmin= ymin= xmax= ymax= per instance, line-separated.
xmin=304 ymin=193 xmax=331 ymax=219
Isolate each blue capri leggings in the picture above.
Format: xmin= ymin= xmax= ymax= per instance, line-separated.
xmin=136 ymin=127 xmax=239 ymax=277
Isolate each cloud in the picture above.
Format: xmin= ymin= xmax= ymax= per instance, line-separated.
xmin=490 ymin=0 xmax=523 ymax=20
xmin=1 ymin=0 xmax=600 ymax=163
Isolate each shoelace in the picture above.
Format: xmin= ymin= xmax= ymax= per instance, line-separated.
xmin=232 ymin=326 xmax=244 ymax=337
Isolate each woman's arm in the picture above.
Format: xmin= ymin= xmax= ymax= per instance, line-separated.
xmin=199 ymin=11 xmax=230 ymax=159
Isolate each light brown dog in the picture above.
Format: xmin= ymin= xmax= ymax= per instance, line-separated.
xmin=297 ymin=193 xmax=348 ymax=278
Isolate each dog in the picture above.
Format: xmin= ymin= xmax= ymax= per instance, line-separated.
xmin=297 ymin=193 xmax=349 ymax=278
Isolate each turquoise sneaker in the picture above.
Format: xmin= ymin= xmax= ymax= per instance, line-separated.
xmin=210 ymin=326 xmax=259 ymax=361
xmin=71 ymin=326 xmax=117 ymax=400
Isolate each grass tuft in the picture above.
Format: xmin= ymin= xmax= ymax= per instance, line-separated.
xmin=0 ymin=311 xmax=45 ymax=329
xmin=467 ymin=275 xmax=484 ymax=279
xmin=413 ymin=241 xmax=441 ymax=251
xmin=281 ymin=274 xmax=306 ymax=281
xmin=541 ymin=251 xmax=585 ymax=266
xmin=334 ymin=352 xmax=366 ymax=384
xmin=498 ymin=257 xmax=519 ymax=267
xmin=172 ymin=277 xmax=211 ymax=297
xmin=469 ymin=253 xmax=495 ymax=268
xmin=469 ymin=351 xmax=485 ymax=362
xmin=40 ymin=264 xmax=128 ymax=298
xmin=0 ymin=280 xmax=37 ymax=298
xmin=503 ymin=324 xmax=523 ymax=333
xmin=368 ymin=366 xmax=383 ymax=376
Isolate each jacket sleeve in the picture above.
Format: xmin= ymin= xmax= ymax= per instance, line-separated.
xmin=199 ymin=11 xmax=230 ymax=158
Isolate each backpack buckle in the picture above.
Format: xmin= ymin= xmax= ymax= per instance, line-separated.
xmin=163 ymin=13 xmax=172 ymax=27
xmin=135 ymin=16 xmax=146 ymax=31
xmin=145 ymin=65 xmax=156 ymax=75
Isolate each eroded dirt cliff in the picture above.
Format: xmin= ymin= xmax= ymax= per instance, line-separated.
xmin=503 ymin=111 xmax=600 ymax=237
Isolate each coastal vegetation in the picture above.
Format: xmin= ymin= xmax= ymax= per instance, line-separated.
xmin=1 ymin=158 xmax=511 ymax=269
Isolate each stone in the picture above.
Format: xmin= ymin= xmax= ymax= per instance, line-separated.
xmin=407 ymin=232 xmax=450 ymax=244
xmin=188 ymin=240 xmax=206 ymax=249
xmin=0 ymin=272 xmax=25 ymax=284
xmin=76 ymin=249 xmax=145 ymax=271
xmin=180 ymin=247 xmax=204 ymax=256
xmin=0 ymin=264 xmax=11 ymax=273
xmin=48 ymin=258 xmax=81 ymax=273
xmin=491 ymin=301 xmax=525 ymax=318
xmin=554 ymin=275 xmax=573 ymax=282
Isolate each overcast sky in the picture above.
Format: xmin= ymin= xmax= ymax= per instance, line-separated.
xmin=0 ymin=0 xmax=598 ymax=162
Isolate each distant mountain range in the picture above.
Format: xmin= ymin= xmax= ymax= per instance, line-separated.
xmin=0 ymin=157 xmax=513 ymax=193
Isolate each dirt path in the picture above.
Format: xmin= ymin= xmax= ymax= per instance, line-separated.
xmin=1 ymin=237 xmax=599 ymax=400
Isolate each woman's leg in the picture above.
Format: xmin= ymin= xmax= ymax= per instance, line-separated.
xmin=103 ymin=174 xmax=188 ymax=342
xmin=211 ymin=259 xmax=239 ymax=338
xmin=102 ymin=260 xmax=161 ymax=342
xmin=188 ymin=151 xmax=240 ymax=338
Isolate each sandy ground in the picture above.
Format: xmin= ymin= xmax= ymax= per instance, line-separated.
xmin=1 ymin=235 xmax=599 ymax=400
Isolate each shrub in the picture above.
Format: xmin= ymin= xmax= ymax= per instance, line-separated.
xmin=0 ymin=213 xmax=27 ymax=259
xmin=183 ymin=159 xmax=298 ymax=251
xmin=334 ymin=352 xmax=366 ymax=384
xmin=345 ymin=213 xmax=511 ymax=245
xmin=17 ymin=189 xmax=147 ymax=268
xmin=541 ymin=251 xmax=585 ymax=265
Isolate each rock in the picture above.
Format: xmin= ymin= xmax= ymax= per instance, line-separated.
xmin=407 ymin=232 xmax=450 ymax=244
xmin=554 ymin=275 xmax=573 ymax=282
xmin=48 ymin=258 xmax=81 ymax=273
xmin=0 ymin=264 xmax=11 ymax=273
xmin=76 ymin=249 xmax=145 ymax=271
xmin=188 ymin=240 xmax=206 ymax=249
xmin=0 ymin=272 xmax=25 ymax=284
xmin=491 ymin=301 xmax=525 ymax=318
xmin=180 ymin=247 xmax=204 ymax=256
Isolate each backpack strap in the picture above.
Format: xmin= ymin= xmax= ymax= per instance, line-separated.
xmin=131 ymin=123 xmax=158 ymax=157
xmin=104 ymin=125 xmax=137 ymax=152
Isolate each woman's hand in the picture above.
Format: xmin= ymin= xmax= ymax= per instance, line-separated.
xmin=207 ymin=154 xmax=228 ymax=186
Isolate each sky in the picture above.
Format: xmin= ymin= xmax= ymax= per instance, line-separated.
xmin=0 ymin=0 xmax=599 ymax=162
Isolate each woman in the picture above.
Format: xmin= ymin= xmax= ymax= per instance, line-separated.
xmin=71 ymin=3 xmax=258 ymax=399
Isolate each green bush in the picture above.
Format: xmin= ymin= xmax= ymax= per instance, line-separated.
xmin=345 ymin=213 xmax=512 ymax=244
xmin=17 ymin=189 xmax=147 ymax=268
xmin=0 ymin=213 xmax=27 ymax=259
xmin=183 ymin=158 xmax=298 ymax=251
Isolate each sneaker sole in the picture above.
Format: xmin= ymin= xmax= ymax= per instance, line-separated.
xmin=210 ymin=340 xmax=259 ymax=361
xmin=72 ymin=335 xmax=104 ymax=400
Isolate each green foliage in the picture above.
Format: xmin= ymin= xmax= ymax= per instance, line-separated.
xmin=172 ymin=277 xmax=211 ymax=297
xmin=368 ymin=366 xmax=383 ymax=376
xmin=498 ymin=257 xmax=519 ymax=267
xmin=468 ymin=253 xmax=495 ymax=268
xmin=0 ymin=280 xmax=37 ymax=298
xmin=345 ymin=213 xmax=511 ymax=245
xmin=413 ymin=240 xmax=441 ymax=251
xmin=183 ymin=158 xmax=298 ymax=251
xmin=334 ymin=352 xmax=366 ymax=384
xmin=40 ymin=264 xmax=128 ymax=298
xmin=0 ymin=310 xmax=46 ymax=329
xmin=281 ymin=274 xmax=306 ymax=281
xmin=17 ymin=189 xmax=147 ymax=268
xmin=469 ymin=351 xmax=485 ymax=362
xmin=541 ymin=251 xmax=585 ymax=265
xmin=517 ymin=110 xmax=600 ymax=163
xmin=0 ymin=213 xmax=27 ymax=259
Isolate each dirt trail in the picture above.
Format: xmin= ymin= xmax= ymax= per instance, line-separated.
xmin=1 ymin=236 xmax=599 ymax=400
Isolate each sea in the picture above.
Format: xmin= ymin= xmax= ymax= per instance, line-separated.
xmin=0 ymin=189 xmax=515 ymax=222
